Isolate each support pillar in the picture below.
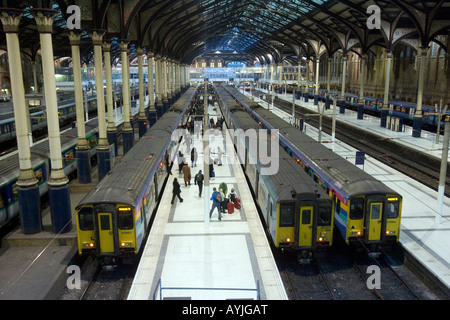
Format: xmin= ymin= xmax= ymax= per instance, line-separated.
xmin=69 ymin=31 xmax=91 ymax=183
xmin=358 ymin=54 xmax=367 ymax=120
xmin=413 ymin=47 xmax=428 ymax=137
xmin=162 ymin=56 xmax=170 ymax=112
xmin=1 ymin=9 xmax=41 ymax=234
xmin=167 ymin=59 xmax=174 ymax=105
xmin=32 ymin=9 xmax=71 ymax=233
xmin=295 ymin=60 xmax=301 ymax=99
xmin=339 ymin=53 xmax=347 ymax=114
xmin=147 ymin=52 xmax=157 ymax=126
xmin=154 ymin=54 xmax=164 ymax=118
xmin=120 ymin=40 xmax=133 ymax=154
xmin=103 ymin=41 xmax=118 ymax=156
xmin=380 ymin=50 xmax=393 ymax=127
xmin=92 ymin=30 xmax=111 ymax=181
xmin=137 ymin=48 xmax=147 ymax=137
xmin=314 ymin=55 xmax=320 ymax=105
xmin=304 ymin=59 xmax=309 ymax=102
xmin=326 ymin=57 xmax=331 ymax=110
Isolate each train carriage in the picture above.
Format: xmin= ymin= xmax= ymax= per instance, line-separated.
xmin=0 ymin=118 xmax=99 ymax=229
xmin=75 ymin=87 xmax=195 ymax=263
xmin=216 ymin=85 xmax=334 ymax=261
xmin=224 ymin=84 xmax=402 ymax=254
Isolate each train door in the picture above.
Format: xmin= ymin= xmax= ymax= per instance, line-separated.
xmin=368 ymin=202 xmax=383 ymax=241
xmin=298 ymin=206 xmax=313 ymax=247
xmin=97 ymin=212 xmax=115 ymax=253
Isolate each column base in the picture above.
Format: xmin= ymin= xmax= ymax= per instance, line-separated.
xmin=18 ymin=184 xmax=42 ymax=234
xmin=155 ymin=101 xmax=164 ymax=118
xmin=149 ymin=109 xmax=157 ymax=127
xmin=380 ymin=108 xmax=388 ymax=127
xmin=162 ymin=99 xmax=170 ymax=113
xmin=123 ymin=130 xmax=134 ymax=154
xmin=339 ymin=100 xmax=346 ymax=114
xmin=107 ymin=130 xmax=118 ymax=156
xmin=357 ymin=104 xmax=364 ymax=119
xmin=139 ymin=118 xmax=147 ymax=138
xmin=48 ymin=183 xmax=72 ymax=234
xmin=412 ymin=116 xmax=422 ymax=137
xmin=76 ymin=148 xmax=91 ymax=184
xmin=97 ymin=146 xmax=112 ymax=181
xmin=325 ymin=97 xmax=331 ymax=110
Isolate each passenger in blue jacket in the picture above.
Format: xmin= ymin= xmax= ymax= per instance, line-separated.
xmin=209 ymin=187 xmax=222 ymax=221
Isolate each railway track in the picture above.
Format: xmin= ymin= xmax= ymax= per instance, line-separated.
xmin=55 ymin=255 xmax=137 ymax=300
xmin=277 ymin=245 xmax=448 ymax=300
xmin=266 ymin=95 xmax=450 ymax=198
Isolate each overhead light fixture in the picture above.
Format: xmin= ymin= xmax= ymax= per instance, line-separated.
xmin=215 ymin=50 xmax=221 ymax=54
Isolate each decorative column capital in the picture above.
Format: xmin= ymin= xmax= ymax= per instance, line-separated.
xmin=30 ymin=8 xmax=58 ymax=33
xmin=102 ymin=40 xmax=112 ymax=52
xmin=90 ymin=30 xmax=105 ymax=46
xmin=119 ymin=40 xmax=129 ymax=52
xmin=68 ymin=31 xmax=82 ymax=45
xmin=0 ymin=9 xmax=23 ymax=33
xmin=137 ymin=47 xmax=144 ymax=55
xmin=147 ymin=52 xmax=154 ymax=59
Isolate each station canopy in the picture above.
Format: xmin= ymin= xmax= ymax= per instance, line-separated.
xmin=1 ymin=0 xmax=450 ymax=65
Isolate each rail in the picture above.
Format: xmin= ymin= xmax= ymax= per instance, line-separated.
xmin=152 ymin=279 xmax=260 ymax=300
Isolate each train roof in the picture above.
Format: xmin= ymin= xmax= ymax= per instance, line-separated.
xmin=225 ymin=85 xmax=399 ymax=198
xmin=226 ymin=103 xmax=330 ymax=203
xmin=76 ymin=129 xmax=171 ymax=208
xmin=261 ymin=156 xmax=330 ymax=203
xmin=170 ymin=87 xmax=196 ymax=112
xmin=0 ymin=118 xmax=99 ymax=186
xmin=76 ymin=89 xmax=193 ymax=208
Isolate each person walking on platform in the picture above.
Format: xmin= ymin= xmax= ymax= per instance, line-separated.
xmin=194 ymin=170 xmax=204 ymax=197
xmin=209 ymin=187 xmax=222 ymax=221
xmin=171 ymin=178 xmax=183 ymax=205
xmin=191 ymin=147 xmax=198 ymax=167
xmin=183 ymin=163 xmax=191 ymax=186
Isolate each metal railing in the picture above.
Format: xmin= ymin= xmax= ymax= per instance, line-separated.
xmin=153 ymin=279 xmax=260 ymax=300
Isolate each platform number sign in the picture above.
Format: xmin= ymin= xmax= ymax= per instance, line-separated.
xmin=355 ymin=151 xmax=365 ymax=170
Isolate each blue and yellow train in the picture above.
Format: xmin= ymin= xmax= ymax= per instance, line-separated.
xmin=215 ymin=84 xmax=334 ymax=261
xmin=225 ymin=84 xmax=402 ymax=254
xmin=75 ymin=86 xmax=194 ymax=263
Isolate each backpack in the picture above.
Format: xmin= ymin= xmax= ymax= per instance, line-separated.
xmin=195 ymin=173 xmax=203 ymax=183
xmin=215 ymin=191 xmax=223 ymax=202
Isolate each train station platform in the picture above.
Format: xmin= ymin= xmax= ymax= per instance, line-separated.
xmin=128 ymin=103 xmax=287 ymax=300
xmin=250 ymin=90 xmax=450 ymax=295
xmin=255 ymin=89 xmax=450 ymax=162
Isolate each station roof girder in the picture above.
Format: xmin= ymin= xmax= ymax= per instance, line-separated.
xmin=0 ymin=0 xmax=449 ymax=65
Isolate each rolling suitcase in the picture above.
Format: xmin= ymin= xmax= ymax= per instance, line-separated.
xmin=227 ymin=201 xmax=234 ymax=214
xmin=234 ymin=198 xmax=241 ymax=209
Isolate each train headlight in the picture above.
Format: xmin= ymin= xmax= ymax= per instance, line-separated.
xmin=318 ymin=237 xmax=323 ymax=242
xmin=120 ymin=241 xmax=133 ymax=247
xmin=286 ymin=238 xmax=292 ymax=243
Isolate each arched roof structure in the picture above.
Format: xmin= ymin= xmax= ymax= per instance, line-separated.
xmin=1 ymin=0 xmax=450 ymax=64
